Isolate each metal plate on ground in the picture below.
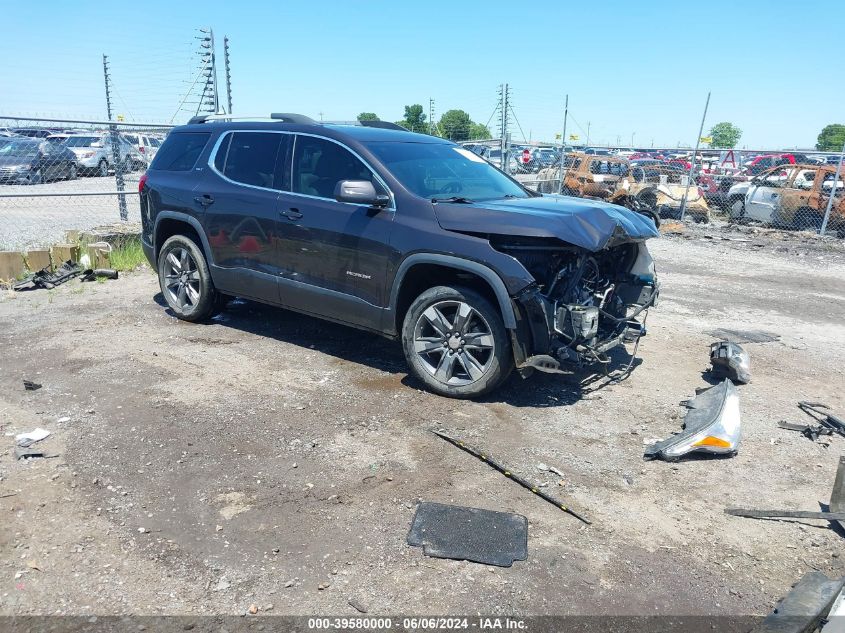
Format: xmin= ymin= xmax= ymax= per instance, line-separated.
xmin=407 ymin=502 xmax=528 ymax=568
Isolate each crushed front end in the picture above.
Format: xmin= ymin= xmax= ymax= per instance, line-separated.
xmin=493 ymin=236 xmax=659 ymax=375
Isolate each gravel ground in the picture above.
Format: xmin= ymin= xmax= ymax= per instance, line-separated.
xmin=1 ymin=227 xmax=844 ymax=618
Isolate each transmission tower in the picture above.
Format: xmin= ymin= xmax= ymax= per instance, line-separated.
xmin=224 ymin=36 xmax=233 ymax=114
xmin=196 ymin=28 xmax=220 ymax=115
xmin=498 ymin=83 xmax=510 ymax=169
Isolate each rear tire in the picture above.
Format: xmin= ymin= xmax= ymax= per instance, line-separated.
xmin=157 ymin=235 xmax=218 ymax=322
xmin=402 ymin=285 xmax=513 ymax=399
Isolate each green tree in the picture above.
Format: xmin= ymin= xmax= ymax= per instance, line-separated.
xmin=356 ymin=112 xmax=380 ymax=122
xmin=438 ymin=109 xmax=472 ymax=141
xmin=708 ymin=122 xmax=742 ymax=148
xmin=816 ymin=124 xmax=845 ymax=151
xmin=396 ymin=104 xmax=427 ymax=133
xmin=468 ymin=122 xmax=491 ymax=140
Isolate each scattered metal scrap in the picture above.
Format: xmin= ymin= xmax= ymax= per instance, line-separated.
xmin=750 ymin=571 xmax=845 ymax=633
xmin=13 ymin=260 xmax=84 ymax=290
xmin=407 ymin=502 xmax=528 ymax=568
xmin=432 ymin=430 xmax=590 ymax=524
xmin=22 ymin=380 xmax=41 ymax=391
xmin=710 ymin=341 xmax=751 ymax=384
xmin=779 ymin=402 xmax=845 ymax=442
xmin=726 ymin=455 xmax=845 ymax=533
xmin=644 ymin=379 xmax=742 ymax=461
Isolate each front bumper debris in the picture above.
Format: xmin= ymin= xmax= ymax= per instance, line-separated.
xmin=645 ymin=379 xmax=741 ymax=461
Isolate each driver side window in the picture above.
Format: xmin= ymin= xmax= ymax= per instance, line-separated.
xmin=292 ymin=136 xmax=384 ymax=200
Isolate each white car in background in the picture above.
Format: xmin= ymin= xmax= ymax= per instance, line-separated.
xmin=47 ymin=133 xmax=143 ymax=176
xmin=122 ymin=132 xmax=162 ymax=163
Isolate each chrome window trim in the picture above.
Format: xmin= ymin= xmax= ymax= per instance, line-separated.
xmin=206 ymin=129 xmax=395 ymax=210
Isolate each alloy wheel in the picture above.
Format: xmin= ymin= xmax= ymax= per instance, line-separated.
xmin=413 ymin=300 xmax=495 ymax=385
xmin=164 ymin=247 xmax=201 ymax=310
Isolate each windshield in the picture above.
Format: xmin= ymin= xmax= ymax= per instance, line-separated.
xmin=366 ymin=141 xmax=530 ymax=201
xmin=62 ymin=136 xmax=101 ymax=148
xmin=0 ymin=139 xmax=41 ymax=157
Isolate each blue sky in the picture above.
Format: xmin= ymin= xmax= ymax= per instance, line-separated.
xmin=1 ymin=1 xmax=841 ymax=149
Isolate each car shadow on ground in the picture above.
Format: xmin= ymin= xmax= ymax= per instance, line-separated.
xmin=154 ymin=294 xmax=645 ymax=409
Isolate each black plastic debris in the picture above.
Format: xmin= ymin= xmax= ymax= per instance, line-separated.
xmin=23 ymin=380 xmax=41 ymax=391
xmin=13 ymin=260 xmax=84 ymax=291
xmin=80 ymin=268 xmax=119 ymax=282
xmin=14 ymin=447 xmax=46 ymax=460
xmin=751 ymin=571 xmax=845 ymax=633
xmin=407 ymin=502 xmax=528 ymax=568
xmin=710 ymin=341 xmax=751 ymax=384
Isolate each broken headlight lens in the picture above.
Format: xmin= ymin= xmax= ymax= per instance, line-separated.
xmin=645 ymin=379 xmax=741 ymax=460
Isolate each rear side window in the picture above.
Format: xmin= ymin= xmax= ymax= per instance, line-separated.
xmin=150 ymin=132 xmax=210 ymax=171
xmin=214 ymin=132 xmax=286 ymax=189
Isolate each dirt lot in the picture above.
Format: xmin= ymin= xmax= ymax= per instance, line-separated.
xmin=1 ymin=224 xmax=844 ymax=618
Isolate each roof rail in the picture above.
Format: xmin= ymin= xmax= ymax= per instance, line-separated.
xmin=357 ymin=120 xmax=407 ymax=131
xmin=270 ymin=113 xmax=316 ymax=124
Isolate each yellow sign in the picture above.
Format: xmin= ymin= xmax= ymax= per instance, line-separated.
xmin=700 ymin=136 xmax=712 ymax=143
xmin=116 ymin=114 xmax=125 ymax=122
xmin=555 ymin=133 xmax=561 ymax=140
xmin=569 ymin=134 xmax=579 ymax=141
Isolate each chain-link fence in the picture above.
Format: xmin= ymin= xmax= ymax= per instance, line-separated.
xmin=459 ymin=138 xmax=845 ymax=236
xmin=2 ymin=115 xmax=844 ymax=256
xmin=0 ymin=116 xmax=173 ymax=251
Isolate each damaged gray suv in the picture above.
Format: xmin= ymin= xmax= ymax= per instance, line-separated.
xmin=140 ymin=113 xmax=659 ymax=398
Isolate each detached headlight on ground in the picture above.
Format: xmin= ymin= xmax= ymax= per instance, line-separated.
xmin=645 ymin=379 xmax=741 ymax=460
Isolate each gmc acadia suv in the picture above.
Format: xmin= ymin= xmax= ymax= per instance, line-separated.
xmin=140 ymin=113 xmax=659 ymax=398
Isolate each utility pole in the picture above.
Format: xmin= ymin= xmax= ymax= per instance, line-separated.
xmin=429 ymin=98 xmax=435 ymax=136
xmin=557 ymin=94 xmax=568 ymax=194
xmin=102 ymin=54 xmax=127 ymax=222
xmin=820 ymin=139 xmax=845 ymax=235
xmin=680 ymin=91 xmax=711 ymax=221
xmin=223 ymin=36 xmax=233 ymax=115
xmin=498 ymin=83 xmax=510 ymax=173
xmin=586 ymin=122 xmax=591 ymax=147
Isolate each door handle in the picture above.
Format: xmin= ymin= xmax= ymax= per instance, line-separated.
xmin=281 ymin=208 xmax=303 ymax=221
xmin=193 ymin=194 xmax=214 ymax=207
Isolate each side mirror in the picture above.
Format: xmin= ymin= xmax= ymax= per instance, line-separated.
xmin=334 ymin=180 xmax=389 ymax=207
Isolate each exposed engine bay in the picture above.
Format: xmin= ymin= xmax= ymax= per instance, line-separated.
xmin=491 ymin=236 xmax=659 ymax=374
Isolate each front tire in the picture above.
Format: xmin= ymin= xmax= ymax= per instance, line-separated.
xmin=97 ymin=159 xmax=109 ymax=177
xmin=157 ymin=235 xmax=218 ymax=322
xmin=401 ymin=285 xmax=513 ymax=399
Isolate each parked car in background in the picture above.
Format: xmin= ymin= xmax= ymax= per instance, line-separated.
xmin=583 ymin=147 xmax=611 ymax=155
xmin=743 ymin=153 xmax=812 ymax=176
xmin=12 ymin=127 xmax=63 ymax=138
xmin=122 ymin=132 xmax=160 ymax=164
xmin=728 ymin=164 xmax=844 ymax=233
xmin=536 ymin=152 xmax=709 ymax=223
xmin=0 ymin=137 xmax=78 ymax=183
xmin=48 ymin=133 xmax=142 ymax=176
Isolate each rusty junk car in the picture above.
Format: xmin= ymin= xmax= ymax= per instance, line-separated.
xmin=536 ymin=153 xmax=711 ymax=224
xmin=727 ymin=164 xmax=845 ymax=234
